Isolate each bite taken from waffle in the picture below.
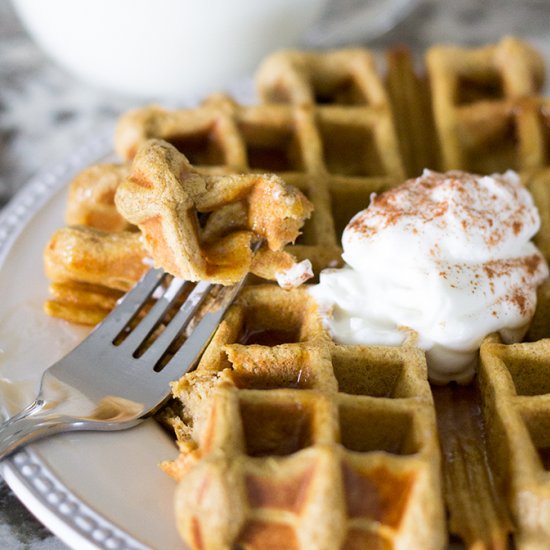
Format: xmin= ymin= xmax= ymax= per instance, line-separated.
xmin=114 ymin=138 xmax=314 ymax=286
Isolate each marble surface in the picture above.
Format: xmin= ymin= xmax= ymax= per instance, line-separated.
xmin=2 ymin=0 xmax=550 ymax=547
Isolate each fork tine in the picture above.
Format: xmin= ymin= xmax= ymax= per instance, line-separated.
xmin=154 ymin=275 xmax=248 ymax=384
xmin=86 ymin=268 xmax=166 ymax=344
xmin=137 ymin=280 xmax=213 ymax=365
xmin=117 ymin=277 xmax=191 ymax=354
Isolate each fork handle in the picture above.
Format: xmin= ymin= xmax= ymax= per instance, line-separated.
xmin=0 ymin=401 xmax=75 ymax=460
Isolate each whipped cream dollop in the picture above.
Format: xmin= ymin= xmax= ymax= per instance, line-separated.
xmin=310 ymin=170 xmax=549 ymax=384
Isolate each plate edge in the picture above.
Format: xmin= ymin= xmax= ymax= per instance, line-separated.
xmin=0 ymin=132 xmax=153 ymax=550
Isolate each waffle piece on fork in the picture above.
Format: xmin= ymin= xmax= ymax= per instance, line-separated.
xmin=161 ymin=285 xmax=446 ymax=550
xmin=114 ymin=138 xmax=313 ymax=286
xmin=44 ymin=137 xmax=314 ymax=322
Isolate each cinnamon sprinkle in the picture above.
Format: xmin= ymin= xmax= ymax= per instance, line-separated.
xmin=346 ymin=170 xmax=535 ymax=253
xmin=510 ymin=290 xmax=528 ymax=316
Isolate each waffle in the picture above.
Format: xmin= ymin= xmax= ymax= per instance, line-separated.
xmin=42 ymin=37 xmax=550 ymax=547
xmin=114 ymin=138 xmax=313 ymax=285
xmin=160 ymin=285 xmax=446 ymax=549
xmin=66 ymin=163 xmax=132 ymax=232
xmin=479 ymin=338 xmax=550 ymax=550
xmin=43 ymin=226 xmax=148 ymax=324
xmin=426 ymin=36 xmax=546 ymax=174
xmin=47 ymin=132 xmax=314 ymax=323
xmin=256 ymin=47 xmax=435 ymax=178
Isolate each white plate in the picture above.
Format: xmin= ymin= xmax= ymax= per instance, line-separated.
xmin=0 ymin=134 xmax=185 ymax=550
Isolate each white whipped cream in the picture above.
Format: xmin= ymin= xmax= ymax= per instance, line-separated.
xmin=276 ymin=259 xmax=313 ymax=289
xmin=310 ymin=169 xmax=549 ymax=384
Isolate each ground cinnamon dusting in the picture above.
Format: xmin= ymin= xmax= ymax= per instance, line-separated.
xmin=510 ymin=290 xmax=528 ymax=316
xmin=347 ymin=171 xmax=530 ymax=248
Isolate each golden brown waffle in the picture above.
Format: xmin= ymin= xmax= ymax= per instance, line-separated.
xmin=161 ymin=285 xmax=446 ymax=550
xmin=43 ymin=226 xmax=148 ymax=324
xmin=42 ymin=37 xmax=550 ymax=547
xmin=114 ymin=138 xmax=313 ymax=285
xmin=426 ymin=36 xmax=546 ymax=173
xmin=66 ymin=163 xmax=132 ymax=232
xmin=479 ymin=338 xmax=550 ymax=550
xmin=256 ymin=47 xmax=435 ymax=178
xmin=50 ymin=132 xmax=314 ymax=322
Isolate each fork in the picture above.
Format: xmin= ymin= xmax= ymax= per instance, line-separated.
xmin=0 ymin=268 xmax=247 ymax=460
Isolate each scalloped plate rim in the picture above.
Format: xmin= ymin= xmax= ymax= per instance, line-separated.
xmin=0 ymin=131 xmax=161 ymax=550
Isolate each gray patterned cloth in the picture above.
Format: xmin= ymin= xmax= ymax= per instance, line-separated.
xmin=1 ymin=0 xmax=550 ymax=547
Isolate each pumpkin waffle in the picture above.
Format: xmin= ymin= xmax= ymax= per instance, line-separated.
xmin=43 ymin=225 xmax=148 ymax=324
xmin=426 ymin=36 xmax=546 ymax=174
xmin=479 ymin=338 xmax=550 ymax=550
xmin=160 ymin=285 xmax=446 ymax=550
xmin=66 ymin=163 xmax=132 ymax=232
xmin=45 ymin=135 xmax=314 ymax=323
xmin=256 ymin=46 xmax=435 ymax=178
xmin=41 ymin=36 xmax=550 ymax=548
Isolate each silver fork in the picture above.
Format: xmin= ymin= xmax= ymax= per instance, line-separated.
xmin=0 ymin=268 xmax=247 ymax=459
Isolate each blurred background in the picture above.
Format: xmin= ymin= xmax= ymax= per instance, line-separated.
xmin=1 ymin=0 xmax=550 ymax=547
